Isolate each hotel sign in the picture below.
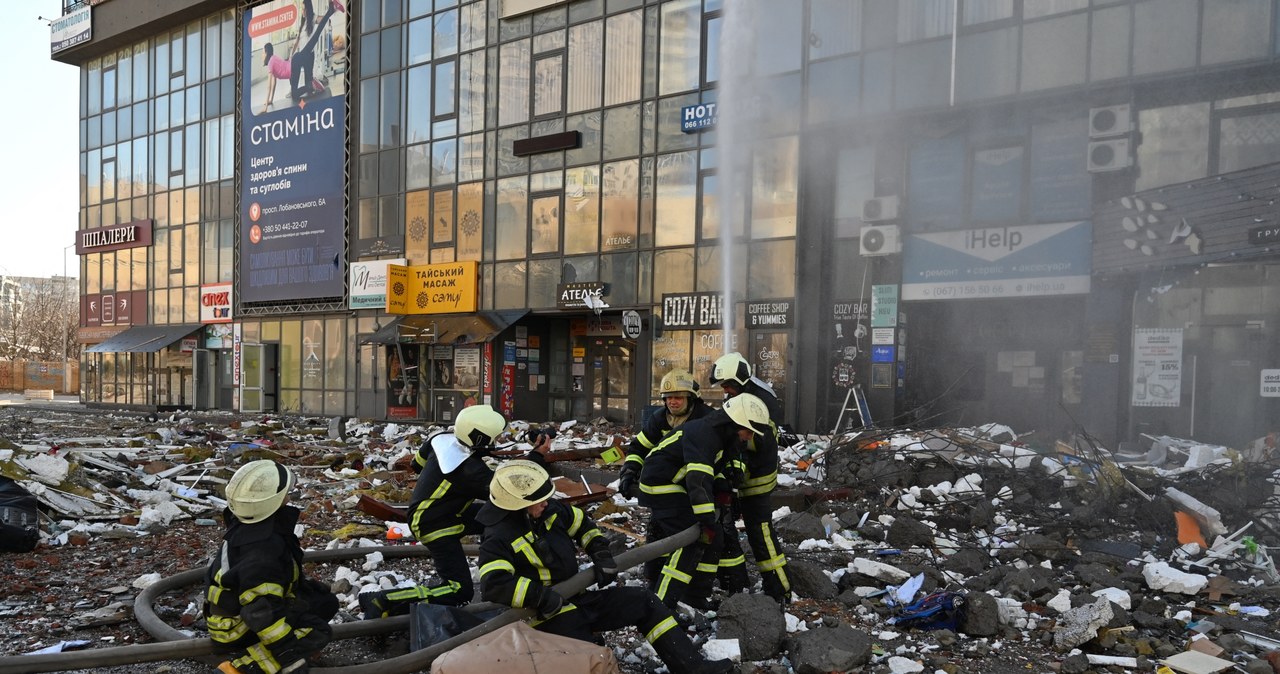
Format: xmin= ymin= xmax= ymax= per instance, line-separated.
xmin=76 ymin=220 xmax=153 ymax=255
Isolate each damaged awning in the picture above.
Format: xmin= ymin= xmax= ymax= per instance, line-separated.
xmin=360 ymin=310 xmax=527 ymax=345
xmin=85 ymin=324 xmax=203 ymax=353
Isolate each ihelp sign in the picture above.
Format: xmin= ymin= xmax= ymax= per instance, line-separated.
xmin=200 ymin=283 xmax=233 ymax=323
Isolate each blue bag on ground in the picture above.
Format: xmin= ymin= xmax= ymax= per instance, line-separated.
xmin=0 ymin=477 xmax=40 ymax=553
xmin=410 ymin=602 xmax=504 ymax=651
xmin=887 ymin=591 xmax=966 ymax=631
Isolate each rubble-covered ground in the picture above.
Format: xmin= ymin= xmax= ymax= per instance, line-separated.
xmin=4 ymin=403 xmax=1280 ymax=674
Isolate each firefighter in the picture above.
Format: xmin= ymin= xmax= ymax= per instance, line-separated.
xmin=478 ymin=461 xmax=733 ymax=674
xmin=637 ymin=392 xmax=772 ymax=610
xmin=617 ymin=368 xmax=712 ymax=499
xmin=709 ymin=352 xmax=791 ymax=604
xmin=360 ymin=404 xmax=549 ymax=618
xmin=206 ymin=460 xmax=338 ymax=674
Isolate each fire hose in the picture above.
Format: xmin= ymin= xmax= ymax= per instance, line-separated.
xmin=0 ymin=526 xmax=698 ymax=674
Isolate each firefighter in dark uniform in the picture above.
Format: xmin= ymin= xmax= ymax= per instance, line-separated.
xmin=709 ymin=352 xmax=791 ymax=604
xmin=360 ymin=404 xmax=549 ymax=618
xmin=206 ymin=460 xmax=338 ymax=674
xmin=617 ymin=368 xmax=712 ymax=499
xmin=478 ymin=460 xmax=733 ymax=674
xmin=637 ymin=392 xmax=772 ymax=609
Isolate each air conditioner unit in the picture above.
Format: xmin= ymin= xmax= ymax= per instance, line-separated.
xmin=1087 ymin=138 xmax=1133 ymax=173
xmin=1089 ymin=104 xmax=1132 ymax=138
xmin=862 ymin=196 xmax=900 ymax=222
xmin=860 ymin=225 xmax=902 ymax=257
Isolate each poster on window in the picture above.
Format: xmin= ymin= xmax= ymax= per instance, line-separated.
xmin=454 ymin=346 xmax=481 ymax=390
xmin=1131 ymin=328 xmax=1182 ymax=407
xmin=431 ymin=345 xmax=455 ymax=387
xmin=387 ymin=344 xmax=419 ymax=419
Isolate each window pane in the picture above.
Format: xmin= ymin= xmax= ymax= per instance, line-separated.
xmin=963 ymin=0 xmax=1013 ymax=25
xmin=459 ymin=133 xmax=484 ymax=183
xmin=1024 ymin=0 xmax=1087 ymax=19
xmin=381 ymin=72 xmax=401 ymax=147
xmin=1219 ymin=111 xmax=1280 ymax=174
xmin=1201 ymin=0 xmax=1270 ymax=66
xmin=432 ymin=138 xmax=457 ymax=185
xmin=359 ymin=78 xmax=378 ymax=152
xmin=658 ymin=0 xmax=700 ymax=95
xmin=407 ymin=65 xmax=431 ymax=143
xmin=808 ymin=56 xmax=860 ymax=123
xmin=602 ymin=159 xmax=638 ymax=250
xmin=603 ymin=104 xmax=640 ymax=160
xmin=408 ymin=17 xmax=433 ymax=66
xmin=753 ymin=2 xmax=801 ymax=75
xmin=653 ymin=248 xmax=694 ymax=297
xmin=897 ymin=0 xmax=953 ymax=42
xmin=700 ymin=174 xmax=719 ymax=240
xmin=461 ymin=2 xmax=486 ymax=51
xmin=1133 ymin=0 xmax=1197 ymax=76
xmin=600 ymin=252 xmax=636 ymax=306
xmin=568 ymin=22 xmax=603 ymax=112
xmin=809 ymin=0 xmax=859 ymax=60
xmin=435 ymin=60 xmax=457 ymax=117
xmin=530 ymin=194 xmax=560 ymax=254
xmin=748 ymin=240 xmax=795 ymax=297
xmin=435 ymin=9 xmax=459 ymax=59
xmin=459 ymin=51 xmax=486 ymax=133
xmin=534 ymin=55 xmax=564 ymax=117
xmin=1021 ymin=13 xmax=1086 ymax=92
xmin=381 ymin=26 xmax=402 ymax=73
xmin=1135 ymin=102 xmax=1210 ymax=192
xmin=655 ymin=151 xmax=696 ymax=247
xmin=705 ymin=16 xmax=722 ymax=83
xmin=499 ymin=40 xmax=531 ymax=126
xmin=1089 ymin=5 xmax=1131 ymax=81
xmin=970 ymin=146 xmax=1023 ymax=224
xmin=605 ymin=11 xmax=642 ymax=105
xmin=751 ymin=136 xmax=798 ymax=239
xmin=494 ymin=261 xmax=527 ymax=308
xmin=527 ymin=258 xmax=559 ymax=308
xmin=407 ymin=143 xmax=431 ymax=190
xmin=955 ymin=27 xmax=1019 ymax=103
xmin=496 ymin=176 xmax=528 ymax=259
xmin=565 ymin=166 xmax=599 ymax=254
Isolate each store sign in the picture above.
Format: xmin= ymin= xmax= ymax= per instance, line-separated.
xmin=902 ymin=221 xmax=1092 ymax=300
xmin=556 ymin=282 xmax=606 ymax=309
xmin=386 ymin=261 xmax=480 ymax=315
xmin=349 ymin=258 xmax=404 ymax=309
xmin=622 ymin=310 xmax=642 ymax=339
xmin=681 ymin=103 xmax=719 ymax=133
xmin=1249 ymin=225 xmax=1280 ymax=246
xmin=1262 ymin=369 xmax=1280 ymax=398
xmin=200 ymin=283 xmax=233 ymax=323
xmin=76 ymin=220 xmax=153 ymax=255
xmin=661 ymin=292 xmax=723 ymax=330
xmin=51 ymin=6 xmax=91 ymax=53
xmin=870 ymin=285 xmax=899 ymax=327
xmin=745 ymin=300 xmax=792 ymax=328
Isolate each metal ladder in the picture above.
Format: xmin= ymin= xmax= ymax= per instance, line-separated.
xmin=832 ymin=384 xmax=873 ymax=434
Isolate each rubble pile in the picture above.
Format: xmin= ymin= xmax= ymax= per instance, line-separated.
xmin=3 ymin=405 xmax=1280 ymax=674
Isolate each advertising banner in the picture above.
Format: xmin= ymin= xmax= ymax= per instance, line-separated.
xmin=1131 ymin=328 xmax=1183 ymax=408
xmin=241 ymin=0 xmax=349 ymax=303
xmin=200 ymin=283 xmax=233 ymax=323
xmin=902 ymin=222 xmax=1092 ymax=301
xmin=349 ymin=258 xmax=404 ymax=309
xmin=386 ymin=261 xmax=480 ymax=314
xmin=51 ymin=6 xmax=91 ymax=53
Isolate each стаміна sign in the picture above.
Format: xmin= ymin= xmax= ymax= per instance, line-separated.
xmin=240 ymin=0 xmax=349 ymax=303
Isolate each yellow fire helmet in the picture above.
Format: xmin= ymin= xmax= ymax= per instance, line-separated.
xmin=659 ymin=368 xmax=699 ymax=398
xmin=225 ymin=459 xmax=295 ymax=523
xmin=490 ymin=460 xmax=556 ymax=511
xmin=721 ymin=392 xmax=771 ymax=436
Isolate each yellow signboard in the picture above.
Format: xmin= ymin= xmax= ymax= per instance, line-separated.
xmin=385 ymin=261 xmax=479 ymax=315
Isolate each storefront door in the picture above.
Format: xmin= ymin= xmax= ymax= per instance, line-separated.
xmin=1194 ymin=325 xmax=1269 ymax=448
xmin=587 ymin=338 xmax=633 ymax=423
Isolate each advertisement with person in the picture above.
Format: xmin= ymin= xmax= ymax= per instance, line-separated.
xmin=387 ymin=344 xmax=419 ymax=419
xmin=241 ymin=0 xmax=349 ymax=303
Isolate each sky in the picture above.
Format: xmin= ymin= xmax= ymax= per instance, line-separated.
xmin=0 ymin=0 xmax=80 ymax=279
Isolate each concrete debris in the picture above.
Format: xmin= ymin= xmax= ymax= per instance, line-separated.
xmin=7 ymin=407 xmax=1280 ymax=673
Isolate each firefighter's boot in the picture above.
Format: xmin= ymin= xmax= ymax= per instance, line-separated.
xmin=651 ymin=629 xmax=734 ymax=674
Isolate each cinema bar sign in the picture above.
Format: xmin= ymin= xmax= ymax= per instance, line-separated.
xmin=76 ymin=219 xmax=154 ymax=255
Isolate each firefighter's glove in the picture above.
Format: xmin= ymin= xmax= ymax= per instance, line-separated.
xmin=536 ymin=588 xmax=564 ymax=618
xmin=591 ymin=548 xmax=619 ymax=588
xmin=617 ymin=463 xmax=640 ymax=499
xmin=699 ymin=524 xmax=718 ymax=546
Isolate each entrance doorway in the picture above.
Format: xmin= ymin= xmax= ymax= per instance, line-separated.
xmin=240 ymin=343 xmax=279 ymax=413
xmin=1193 ymin=325 xmax=1269 ymax=448
xmin=586 ymin=338 xmax=633 ymax=423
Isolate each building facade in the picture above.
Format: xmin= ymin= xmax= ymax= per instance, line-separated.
xmin=55 ymin=0 xmax=1280 ymax=450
